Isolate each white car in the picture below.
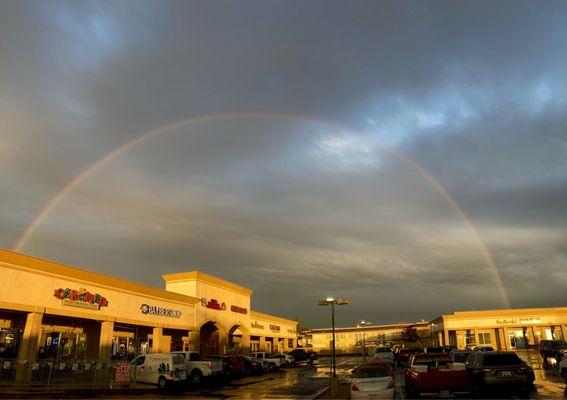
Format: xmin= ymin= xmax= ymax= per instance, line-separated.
xmin=350 ymin=364 xmax=395 ymax=399
xmin=559 ymin=358 xmax=567 ymax=384
xmin=273 ymin=353 xmax=294 ymax=366
xmin=131 ymin=353 xmax=187 ymax=389
xmin=249 ymin=352 xmax=282 ymax=370
xmin=171 ymin=351 xmax=223 ymax=384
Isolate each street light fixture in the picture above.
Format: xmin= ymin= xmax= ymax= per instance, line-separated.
xmin=317 ymin=297 xmax=349 ymax=379
xmin=356 ymin=320 xmax=372 ymax=363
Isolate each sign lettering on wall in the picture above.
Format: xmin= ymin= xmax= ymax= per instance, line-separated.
xmin=251 ymin=321 xmax=264 ymax=329
xmin=287 ymin=329 xmax=296 ymax=334
xmin=231 ymin=305 xmax=247 ymax=314
xmin=200 ymin=298 xmax=226 ymax=311
xmin=140 ymin=304 xmax=182 ymax=318
xmin=54 ymin=288 xmax=108 ymax=310
xmin=496 ymin=318 xmax=542 ymax=325
xmin=270 ymin=324 xmax=281 ymax=332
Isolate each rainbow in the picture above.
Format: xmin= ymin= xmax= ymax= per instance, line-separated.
xmin=12 ymin=112 xmax=511 ymax=308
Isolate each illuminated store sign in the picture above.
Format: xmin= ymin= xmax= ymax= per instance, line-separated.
xmin=140 ymin=304 xmax=182 ymax=318
xmin=251 ymin=321 xmax=264 ymax=329
xmin=200 ymin=298 xmax=226 ymax=311
xmin=54 ymin=288 xmax=108 ymax=310
xmin=231 ymin=305 xmax=247 ymax=314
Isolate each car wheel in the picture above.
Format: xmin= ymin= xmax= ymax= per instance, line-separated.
xmin=561 ymin=368 xmax=567 ymax=384
xmin=157 ymin=376 xmax=167 ymax=390
xmin=190 ymin=369 xmax=203 ymax=385
xmin=268 ymin=362 xmax=276 ymax=371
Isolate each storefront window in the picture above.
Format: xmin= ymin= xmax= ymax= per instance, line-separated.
xmin=0 ymin=329 xmax=21 ymax=358
xmin=478 ymin=332 xmax=491 ymax=345
xmin=38 ymin=331 xmax=87 ymax=359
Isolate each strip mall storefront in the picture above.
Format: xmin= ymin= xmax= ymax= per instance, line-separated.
xmin=0 ymin=248 xmax=297 ymax=361
xmin=431 ymin=308 xmax=567 ymax=350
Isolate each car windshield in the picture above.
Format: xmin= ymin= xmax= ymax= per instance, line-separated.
xmin=548 ymin=341 xmax=567 ymax=349
xmin=353 ymin=368 xmax=391 ymax=378
xmin=452 ymin=352 xmax=470 ymax=363
xmin=482 ymin=354 xmax=522 ymax=366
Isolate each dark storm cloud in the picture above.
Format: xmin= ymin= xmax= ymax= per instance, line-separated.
xmin=1 ymin=0 xmax=566 ymax=327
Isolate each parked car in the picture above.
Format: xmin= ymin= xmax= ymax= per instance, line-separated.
xmin=404 ymin=352 xmax=470 ymax=398
xmin=470 ymin=345 xmax=495 ymax=352
xmin=559 ymin=357 xmax=567 ymax=384
xmin=249 ymin=352 xmax=282 ymax=370
xmin=171 ymin=351 xmax=223 ymax=385
xmin=372 ymin=347 xmax=394 ymax=363
xmin=466 ymin=351 xmax=535 ymax=397
xmin=539 ymin=340 xmax=567 ymax=366
xmin=425 ymin=346 xmax=454 ymax=353
xmin=241 ymin=355 xmax=264 ymax=374
xmin=223 ymin=354 xmax=247 ymax=375
xmin=450 ymin=349 xmax=471 ymax=367
xmin=290 ymin=348 xmax=317 ymax=362
xmin=273 ymin=353 xmax=294 ymax=366
xmin=395 ymin=348 xmax=423 ymax=366
xmin=131 ymin=353 xmax=187 ymax=389
xmin=350 ymin=363 xmax=395 ymax=399
xmin=206 ymin=355 xmax=233 ymax=376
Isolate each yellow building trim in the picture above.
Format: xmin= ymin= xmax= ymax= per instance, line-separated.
xmin=250 ymin=310 xmax=297 ymax=326
xmin=0 ymin=248 xmax=200 ymax=306
xmin=0 ymin=300 xmax=196 ymax=331
xmin=443 ymin=307 xmax=567 ymax=320
xmin=162 ymin=271 xmax=253 ymax=296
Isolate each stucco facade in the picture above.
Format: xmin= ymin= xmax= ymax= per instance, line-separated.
xmin=0 ymin=248 xmax=297 ymax=361
xmin=431 ymin=307 xmax=567 ymax=350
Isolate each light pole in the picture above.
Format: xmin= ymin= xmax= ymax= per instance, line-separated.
xmin=357 ymin=320 xmax=371 ymax=363
xmin=317 ymin=297 xmax=348 ymax=379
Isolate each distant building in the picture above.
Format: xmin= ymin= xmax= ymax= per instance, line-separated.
xmin=306 ymin=322 xmax=431 ymax=354
xmin=430 ymin=307 xmax=567 ymax=350
xmin=305 ymin=307 xmax=567 ymax=353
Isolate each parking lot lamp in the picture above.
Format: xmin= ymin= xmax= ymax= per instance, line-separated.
xmin=357 ymin=320 xmax=372 ymax=363
xmin=317 ymin=297 xmax=348 ymax=378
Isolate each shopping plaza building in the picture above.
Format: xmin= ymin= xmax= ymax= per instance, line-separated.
xmin=0 ymin=248 xmax=298 ymax=361
xmin=304 ymin=308 xmax=567 ymax=353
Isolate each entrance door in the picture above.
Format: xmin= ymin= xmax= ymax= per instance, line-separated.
xmin=508 ymin=330 xmax=526 ymax=349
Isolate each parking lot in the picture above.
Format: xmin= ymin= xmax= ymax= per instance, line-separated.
xmin=3 ymin=354 xmax=565 ymax=399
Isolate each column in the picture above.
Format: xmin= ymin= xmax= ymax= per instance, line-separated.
xmin=473 ymin=328 xmax=479 ymax=346
xmin=218 ymin=327 xmax=228 ymax=355
xmin=152 ymin=327 xmax=163 ymax=353
xmin=188 ymin=330 xmax=200 ymax=352
xmin=17 ymin=312 xmax=43 ymax=361
xmin=241 ymin=334 xmax=251 ymax=355
xmin=98 ymin=321 xmax=114 ymax=360
xmin=259 ymin=336 xmax=266 ymax=352
xmin=443 ymin=330 xmax=449 ymax=347
xmin=437 ymin=332 xmax=443 ymax=347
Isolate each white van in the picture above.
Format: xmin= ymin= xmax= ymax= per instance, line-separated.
xmin=131 ymin=353 xmax=187 ymax=388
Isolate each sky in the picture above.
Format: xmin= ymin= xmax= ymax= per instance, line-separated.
xmin=1 ymin=0 xmax=566 ymax=328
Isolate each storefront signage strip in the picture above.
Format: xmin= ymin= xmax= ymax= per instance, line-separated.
xmin=270 ymin=324 xmax=281 ymax=332
xmin=200 ymin=298 xmax=226 ymax=311
xmin=140 ymin=304 xmax=182 ymax=318
xmin=251 ymin=321 xmax=264 ymax=329
xmin=496 ymin=318 xmax=542 ymax=325
xmin=231 ymin=305 xmax=247 ymax=314
xmin=54 ymin=288 xmax=108 ymax=309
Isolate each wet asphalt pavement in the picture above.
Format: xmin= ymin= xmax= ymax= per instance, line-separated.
xmin=8 ymin=354 xmax=564 ymax=398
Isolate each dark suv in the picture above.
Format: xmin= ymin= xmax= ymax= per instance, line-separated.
xmin=466 ymin=351 xmax=535 ymax=397
xmin=539 ymin=340 xmax=567 ymax=365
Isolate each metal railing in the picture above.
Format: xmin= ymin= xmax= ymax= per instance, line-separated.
xmin=0 ymin=358 xmax=124 ymax=387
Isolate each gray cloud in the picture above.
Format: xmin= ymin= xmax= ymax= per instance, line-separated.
xmin=1 ymin=0 xmax=566 ymax=327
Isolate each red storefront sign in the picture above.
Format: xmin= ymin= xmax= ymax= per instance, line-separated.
xmin=54 ymin=287 xmax=109 ymax=309
xmin=231 ymin=305 xmax=247 ymax=314
xmin=200 ymin=298 xmax=226 ymax=310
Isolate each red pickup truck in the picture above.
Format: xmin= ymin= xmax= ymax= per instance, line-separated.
xmin=404 ymin=353 xmax=471 ymax=398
